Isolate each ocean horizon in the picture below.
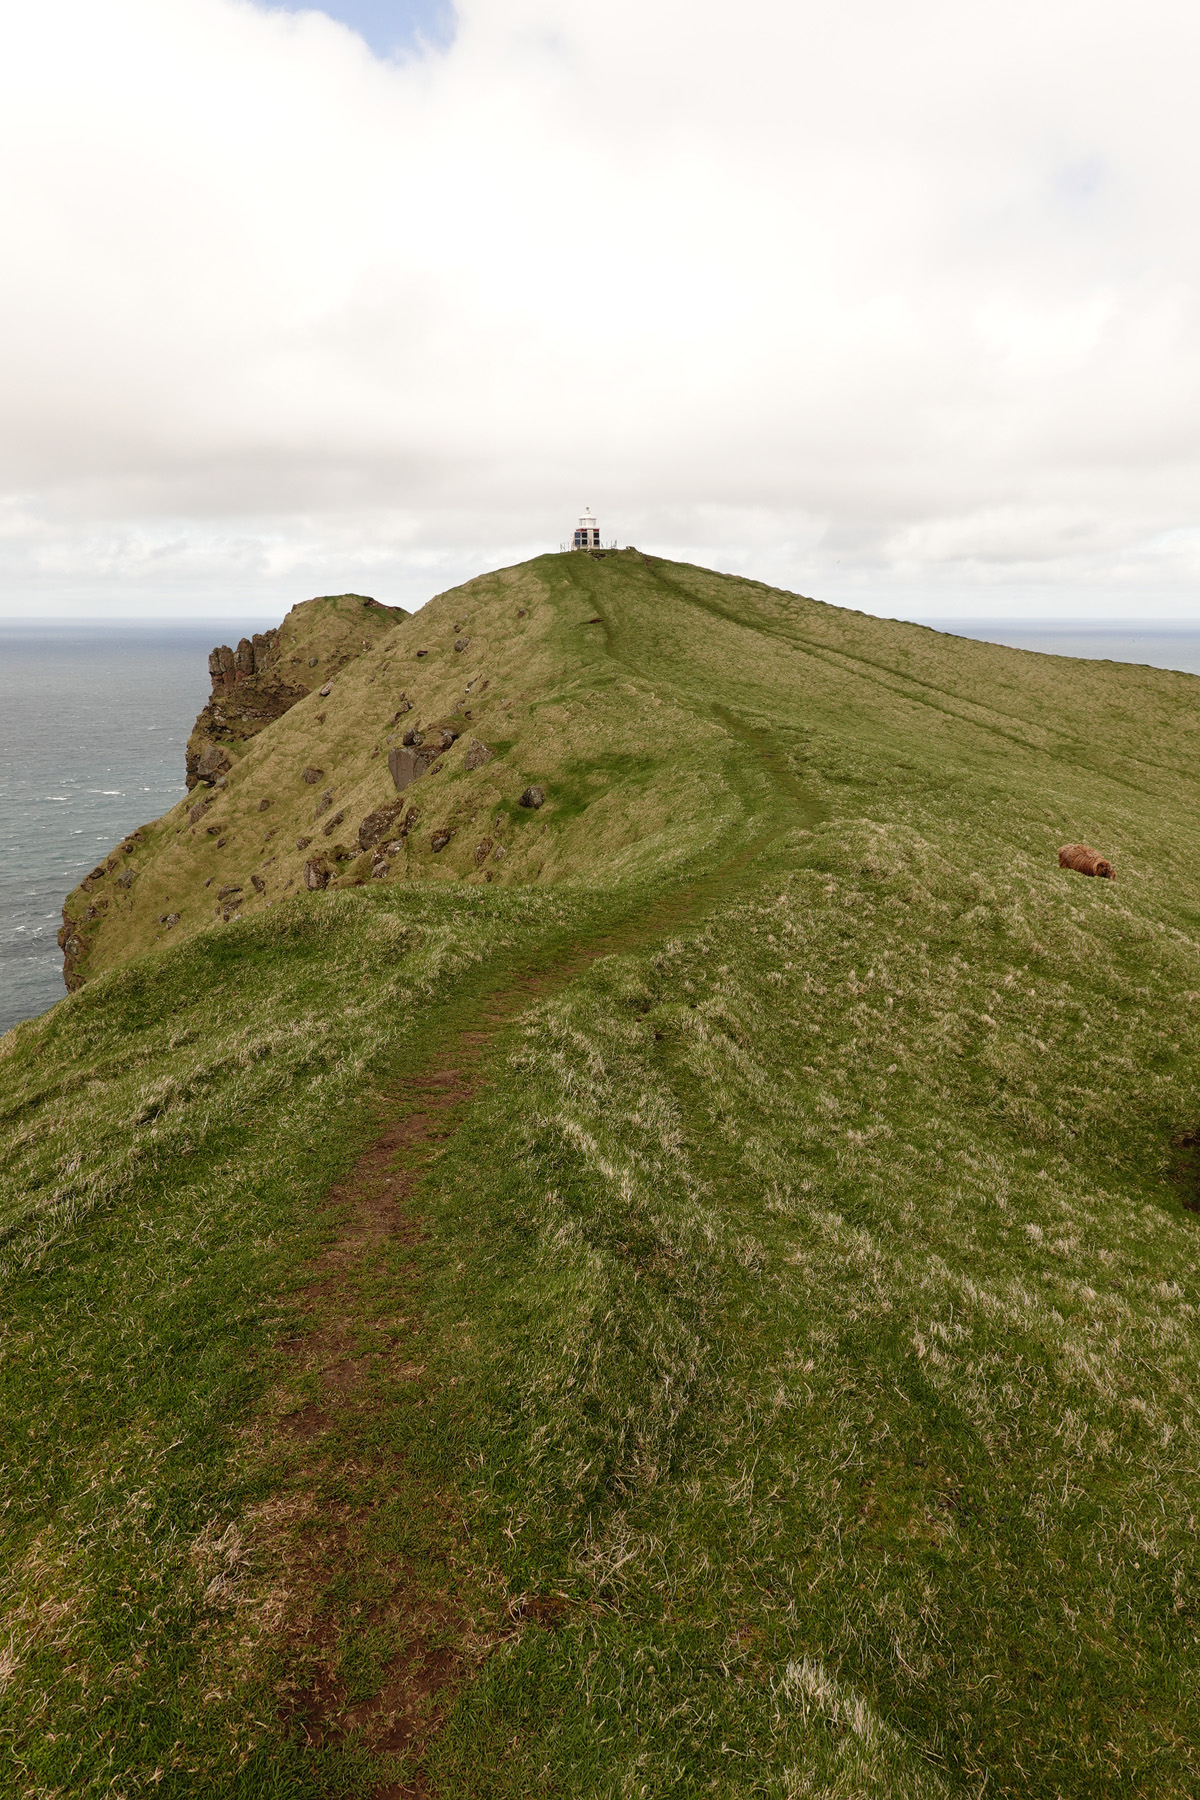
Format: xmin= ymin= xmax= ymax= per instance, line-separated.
xmin=3 ymin=613 xmax=1199 ymax=1037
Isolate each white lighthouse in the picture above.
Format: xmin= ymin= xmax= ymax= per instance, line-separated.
xmin=566 ymin=506 xmax=610 ymax=551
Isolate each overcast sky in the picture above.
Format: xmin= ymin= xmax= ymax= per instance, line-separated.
xmin=3 ymin=0 xmax=1200 ymax=622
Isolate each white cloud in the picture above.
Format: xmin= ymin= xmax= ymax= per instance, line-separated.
xmin=2 ymin=0 xmax=1200 ymax=619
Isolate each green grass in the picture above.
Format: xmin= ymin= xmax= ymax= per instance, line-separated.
xmin=3 ymin=550 xmax=1200 ymax=1795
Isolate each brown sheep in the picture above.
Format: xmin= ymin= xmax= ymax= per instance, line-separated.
xmin=1058 ymin=843 xmax=1115 ymax=879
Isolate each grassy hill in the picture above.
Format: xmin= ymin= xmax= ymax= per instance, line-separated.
xmin=3 ymin=549 xmax=1199 ymax=1797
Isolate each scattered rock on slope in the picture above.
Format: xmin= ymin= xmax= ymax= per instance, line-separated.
xmin=358 ymin=800 xmax=407 ymax=852
xmin=464 ymin=738 xmax=494 ymax=771
xmin=520 ymin=785 xmax=545 ymax=809
xmin=388 ymin=745 xmax=436 ymax=793
xmin=193 ymin=740 xmax=232 ymax=784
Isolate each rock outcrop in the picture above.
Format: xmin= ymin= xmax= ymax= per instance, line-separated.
xmin=358 ymin=800 xmax=408 ymax=853
xmin=388 ymin=745 xmax=436 ymax=793
xmin=207 ymin=631 xmax=279 ymax=697
xmin=187 ymin=630 xmax=306 ymax=790
xmin=185 ymin=594 xmax=406 ymax=790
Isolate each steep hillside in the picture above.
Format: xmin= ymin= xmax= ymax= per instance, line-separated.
xmin=184 ymin=591 xmax=406 ymax=789
xmin=4 ymin=552 xmax=1200 ymax=1799
xmin=59 ymin=592 xmax=407 ymax=989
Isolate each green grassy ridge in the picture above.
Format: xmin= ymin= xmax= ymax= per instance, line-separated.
xmin=60 ymin=554 xmax=731 ymax=990
xmin=3 ymin=551 xmax=1200 ymax=1794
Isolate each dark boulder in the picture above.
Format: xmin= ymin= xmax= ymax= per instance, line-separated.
xmin=193 ymin=739 xmax=232 ymax=785
xmin=358 ymin=799 xmax=407 ymax=852
xmin=303 ymin=857 xmax=331 ymax=890
xmin=519 ymin=785 xmax=545 ymax=809
xmin=464 ymin=737 xmax=494 ymax=771
xmin=388 ymin=744 xmax=436 ymax=793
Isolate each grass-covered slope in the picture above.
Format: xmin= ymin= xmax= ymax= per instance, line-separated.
xmin=4 ymin=551 xmax=1200 ymax=1798
xmin=59 ymin=560 xmax=724 ymax=990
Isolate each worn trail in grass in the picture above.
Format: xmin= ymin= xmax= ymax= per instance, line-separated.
xmin=259 ymin=696 xmax=826 ymax=1785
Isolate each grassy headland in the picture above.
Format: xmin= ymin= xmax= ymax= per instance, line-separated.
xmin=2 ymin=551 xmax=1199 ymax=1796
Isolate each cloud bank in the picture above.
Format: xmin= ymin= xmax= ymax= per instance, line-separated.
xmin=3 ymin=0 xmax=1200 ymax=619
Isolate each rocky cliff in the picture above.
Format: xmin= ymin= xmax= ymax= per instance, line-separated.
xmin=60 ymin=590 xmax=407 ymax=989
xmin=185 ymin=593 xmax=405 ymax=788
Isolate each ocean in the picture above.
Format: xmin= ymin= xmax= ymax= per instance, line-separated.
xmin=0 ymin=625 xmax=242 ymax=1036
xmin=945 ymin=623 xmax=1200 ymax=674
xmin=2 ymin=618 xmax=1199 ymax=1038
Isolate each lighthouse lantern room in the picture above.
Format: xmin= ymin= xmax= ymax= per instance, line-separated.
xmin=572 ymin=507 xmax=601 ymax=550
xmin=563 ymin=507 xmax=615 ymax=552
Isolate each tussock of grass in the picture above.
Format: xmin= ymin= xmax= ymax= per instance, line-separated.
xmin=4 ymin=550 xmax=1200 ymax=1794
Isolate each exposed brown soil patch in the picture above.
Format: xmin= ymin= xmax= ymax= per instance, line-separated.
xmin=1170 ymin=1128 xmax=1200 ymax=1212
xmin=268 ymin=1063 xmax=478 ymax=1796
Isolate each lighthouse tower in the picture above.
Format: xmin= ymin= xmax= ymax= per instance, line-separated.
xmin=570 ymin=507 xmax=601 ymax=551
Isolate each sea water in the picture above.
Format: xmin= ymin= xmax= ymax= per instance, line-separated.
xmin=946 ymin=624 xmax=1200 ymax=674
xmin=3 ymin=619 xmax=1199 ymax=1038
xmin=0 ymin=625 xmax=230 ymax=1035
